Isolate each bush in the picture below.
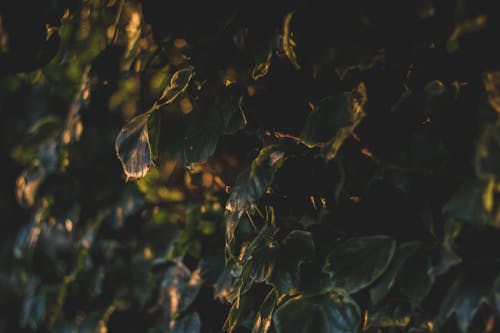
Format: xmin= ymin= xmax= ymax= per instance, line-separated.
xmin=1 ymin=1 xmax=500 ymax=332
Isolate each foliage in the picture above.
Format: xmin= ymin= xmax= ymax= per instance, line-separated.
xmin=1 ymin=0 xmax=500 ymax=332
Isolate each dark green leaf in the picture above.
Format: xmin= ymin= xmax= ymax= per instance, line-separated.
xmin=184 ymin=107 xmax=223 ymax=164
xmin=324 ymin=235 xmax=396 ymax=294
xmin=370 ymin=242 xmax=422 ymax=305
xmin=272 ymin=290 xmax=361 ymax=333
xmin=300 ymin=83 xmax=367 ymax=160
xmin=270 ymin=230 xmax=315 ymax=293
xmin=222 ymin=96 xmax=247 ymax=135
xmin=397 ymin=251 xmax=434 ymax=303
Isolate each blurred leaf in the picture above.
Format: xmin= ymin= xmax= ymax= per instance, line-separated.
xmin=16 ymin=163 xmax=46 ymax=208
xmin=484 ymin=71 xmax=500 ymax=112
xmin=171 ymin=312 xmax=201 ymax=333
xmin=160 ymin=262 xmax=202 ymax=322
xmin=324 ymin=235 xmax=395 ymax=294
xmin=272 ymin=290 xmax=361 ymax=333
xmin=437 ymin=268 xmax=498 ymax=333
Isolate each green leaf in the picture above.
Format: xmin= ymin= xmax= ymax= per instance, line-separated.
xmin=115 ymin=112 xmax=154 ymax=180
xmin=222 ymin=96 xmax=247 ymax=135
xmin=272 ymin=290 xmax=361 ymax=333
xmin=251 ymin=290 xmax=278 ymax=333
xmin=244 ymin=224 xmax=278 ymax=282
xmin=225 ymin=145 xmax=286 ymax=253
xmin=300 ymin=83 xmax=367 ymax=160
xmin=157 ymin=66 xmax=194 ymax=107
xmin=437 ymin=268 xmax=498 ymax=333
xmin=270 ymin=230 xmax=315 ymax=294
xmin=397 ymin=250 xmax=434 ymax=303
xmin=184 ymin=107 xmax=223 ymax=164
xmin=324 ymin=235 xmax=396 ymax=294
xmin=297 ymin=263 xmax=335 ymax=296
xmin=370 ymin=242 xmax=422 ymax=305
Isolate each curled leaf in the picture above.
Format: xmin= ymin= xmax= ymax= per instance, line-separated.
xmin=283 ymin=12 xmax=300 ymax=70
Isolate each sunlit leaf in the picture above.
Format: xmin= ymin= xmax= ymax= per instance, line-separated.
xmin=251 ymin=290 xmax=278 ymax=333
xmin=223 ymin=293 xmax=255 ymax=333
xmin=283 ymin=12 xmax=300 ymax=70
xmin=272 ymin=290 xmax=361 ymax=333
xmin=301 ymin=83 xmax=367 ymax=160
xmin=115 ymin=112 xmax=154 ymax=180
xmin=157 ymin=66 xmax=194 ymax=107
xmin=324 ymin=235 xmax=395 ymax=294
xmin=225 ymin=145 xmax=286 ymax=254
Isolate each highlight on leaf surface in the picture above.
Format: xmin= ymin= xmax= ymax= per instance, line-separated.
xmin=157 ymin=66 xmax=194 ymax=107
xmin=300 ymin=82 xmax=367 ymax=160
xmin=115 ymin=112 xmax=154 ymax=181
